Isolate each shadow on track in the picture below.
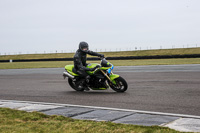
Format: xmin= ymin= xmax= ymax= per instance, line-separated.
xmin=62 ymin=90 xmax=129 ymax=96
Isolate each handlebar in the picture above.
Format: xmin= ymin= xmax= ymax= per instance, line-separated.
xmin=100 ymin=57 xmax=106 ymax=60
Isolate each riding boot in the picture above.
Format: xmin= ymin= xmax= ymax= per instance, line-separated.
xmin=83 ymin=75 xmax=91 ymax=91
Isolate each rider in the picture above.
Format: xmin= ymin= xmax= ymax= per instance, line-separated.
xmin=73 ymin=41 xmax=104 ymax=90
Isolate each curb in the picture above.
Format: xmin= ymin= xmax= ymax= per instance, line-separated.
xmin=1 ymin=99 xmax=200 ymax=132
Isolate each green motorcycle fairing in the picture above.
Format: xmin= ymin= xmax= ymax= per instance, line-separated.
xmin=91 ymin=87 xmax=107 ymax=90
xmin=65 ymin=65 xmax=79 ymax=76
xmin=65 ymin=63 xmax=99 ymax=76
xmin=86 ymin=63 xmax=99 ymax=75
xmin=109 ymin=74 xmax=120 ymax=85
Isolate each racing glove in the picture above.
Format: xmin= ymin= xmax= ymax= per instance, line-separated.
xmin=99 ymin=54 xmax=104 ymax=58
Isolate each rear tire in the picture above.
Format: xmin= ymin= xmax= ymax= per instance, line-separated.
xmin=68 ymin=78 xmax=84 ymax=91
xmin=110 ymin=76 xmax=128 ymax=92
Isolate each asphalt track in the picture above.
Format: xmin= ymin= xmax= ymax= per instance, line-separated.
xmin=0 ymin=64 xmax=200 ymax=116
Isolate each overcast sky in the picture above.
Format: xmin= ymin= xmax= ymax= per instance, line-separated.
xmin=0 ymin=0 xmax=200 ymax=54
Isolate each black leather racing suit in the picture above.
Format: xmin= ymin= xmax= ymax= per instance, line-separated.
xmin=73 ymin=49 xmax=102 ymax=78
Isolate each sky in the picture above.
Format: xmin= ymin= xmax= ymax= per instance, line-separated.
xmin=0 ymin=0 xmax=200 ymax=54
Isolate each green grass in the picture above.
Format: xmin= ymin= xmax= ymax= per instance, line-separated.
xmin=1 ymin=47 xmax=200 ymax=69
xmin=0 ymin=108 xmax=183 ymax=133
xmin=0 ymin=58 xmax=200 ymax=69
xmin=0 ymin=53 xmax=75 ymax=60
xmin=0 ymin=47 xmax=200 ymax=60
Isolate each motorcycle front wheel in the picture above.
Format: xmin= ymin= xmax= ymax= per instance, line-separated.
xmin=68 ymin=78 xmax=84 ymax=91
xmin=110 ymin=76 xmax=128 ymax=92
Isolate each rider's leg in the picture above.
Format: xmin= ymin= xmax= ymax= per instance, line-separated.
xmin=76 ymin=70 xmax=90 ymax=91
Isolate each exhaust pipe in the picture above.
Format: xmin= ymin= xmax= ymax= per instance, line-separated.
xmin=63 ymin=71 xmax=74 ymax=79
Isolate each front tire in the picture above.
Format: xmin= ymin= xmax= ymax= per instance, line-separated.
xmin=110 ymin=76 xmax=128 ymax=92
xmin=68 ymin=78 xmax=84 ymax=91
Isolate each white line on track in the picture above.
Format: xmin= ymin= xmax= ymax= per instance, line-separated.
xmin=1 ymin=99 xmax=200 ymax=119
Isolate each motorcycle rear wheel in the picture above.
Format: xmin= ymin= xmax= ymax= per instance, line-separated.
xmin=68 ymin=78 xmax=84 ymax=91
xmin=110 ymin=76 xmax=128 ymax=92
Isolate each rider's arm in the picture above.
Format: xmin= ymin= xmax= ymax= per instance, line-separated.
xmin=87 ymin=50 xmax=104 ymax=57
xmin=74 ymin=57 xmax=94 ymax=71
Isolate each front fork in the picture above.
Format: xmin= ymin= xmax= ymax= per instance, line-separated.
xmin=99 ymin=69 xmax=119 ymax=85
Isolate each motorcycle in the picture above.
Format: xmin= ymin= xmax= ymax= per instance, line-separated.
xmin=63 ymin=58 xmax=128 ymax=92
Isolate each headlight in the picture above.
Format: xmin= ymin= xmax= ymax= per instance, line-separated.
xmin=107 ymin=68 xmax=111 ymax=74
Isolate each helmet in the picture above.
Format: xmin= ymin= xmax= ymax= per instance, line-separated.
xmin=79 ymin=41 xmax=89 ymax=53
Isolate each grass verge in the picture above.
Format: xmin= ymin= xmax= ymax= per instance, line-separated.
xmin=0 ymin=58 xmax=200 ymax=69
xmin=0 ymin=108 xmax=182 ymax=133
xmin=0 ymin=47 xmax=200 ymax=60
